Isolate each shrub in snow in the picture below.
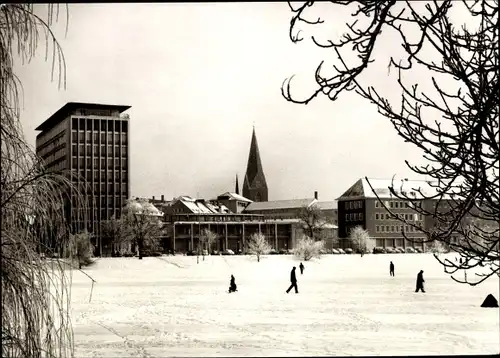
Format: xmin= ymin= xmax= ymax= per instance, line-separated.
xmin=247 ymin=233 xmax=271 ymax=262
xmin=332 ymin=249 xmax=340 ymax=254
xmin=293 ymin=235 xmax=324 ymax=261
xmin=385 ymin=247 xmax=395 ymax=254
xmin=348 ymin=226 xmax=375 ymax=256
xmin=373 ymin=247 xmax=385 ymax=254
xmin=338 ymin=248 xmax=346 ymax=254
xmin=67 ymin=231 xmax=95 ymax=269
xmin=415 ymin=247 xmax=424 ymax=253
xmin=405 ymin=247 xmax=416 ymax=253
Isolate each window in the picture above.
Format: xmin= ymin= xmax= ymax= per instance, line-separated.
xmin=79 ymin=144 xmax=84 ymax=155
xmin=79 ymin=157 xmax=84 ymax=167
xmin=122 ymin=146 xmax=127 ymax=157
xmin=72 ymin=117 xmax=78 ymax=130
xmin=359 ymin=213 xmax=363 ymax=221
xmin=390 ymin=201 xmax=394 ymax=208
xmin=353 ymin=213 xmax=358 ymax=221
xmin=376 ymin=225 xmax=379 ymax=233
xmin=86 ymin=145 xmax=91 ymax=156
xmin=121 ymin=132 xmax=127 ymax=144
xmin=395 ymin=202 xmax=399 ymax=209
xmin=86 ymin=158 xmax=91 ymax=167
xmin=405 ymin=202 xmax=409 ymax=208
xmin=107 ymin=133 xmax=113 ymax=143
xmin=385 ymin=225 xmax=389 ymax=232
xmin=381 ymin=226 xmax=385 ymax=232
xmin=72 ymin=131 xmax=78 ymax=142
xmin=101 ymin=158 xmax=106 ymax=168
xmin=79 ymin=131 xmax=85 ymax=142
xmin=94 ymin=171 xmax=99 ymax=181
xmin=375 ymin=213 xmax=379 ymax=220
xmin=108 ymin=145 xmax=112 ymax=156
xmin=345 ymin=214 xmax=349 ymax=221
xmin=419 ymin=214 xmax=423 ymax=221
xmin=93 ymin=133 xmax=99 ymax=142
xmin=375 ymin=201 xmax=379 ymax=208
xmin=391 ymin=226 xmax=394 ymax=232
xmin=108 ymin=158 xmax=113 ymax=168
xmin=385 ymin=213 xmax=390 ymax=220
xmin=93 ymin=158 xmax=98 ymax=167
xmin=101 ymin=132 xmax=106 ymax=142
xmin=72 ymin=157 xmax=77 ymax=168
xmin=121 ymin=158 xmax=127 ymax=169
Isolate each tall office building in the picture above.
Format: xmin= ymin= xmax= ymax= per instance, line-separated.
xmin=35 ymin=102 xmax=131 ymax=253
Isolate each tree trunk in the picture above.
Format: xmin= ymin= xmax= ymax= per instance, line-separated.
xmin=138 ymin=239 xmax=143 ymax=260
xmin=257 ymin=254 xmax=260 ymax=262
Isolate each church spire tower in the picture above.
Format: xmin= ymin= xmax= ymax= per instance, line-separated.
xmin=243 ymin=126 xmax=268 ymax=202
xmin=235 ymin=173 xmax=240 ymax=195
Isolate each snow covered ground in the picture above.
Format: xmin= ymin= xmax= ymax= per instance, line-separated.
xmin=70 ymin=253 xmax=499 ymax=357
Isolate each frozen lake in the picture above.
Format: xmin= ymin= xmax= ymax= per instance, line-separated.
xmin=70 ymin=253 xmax=500 ymax=357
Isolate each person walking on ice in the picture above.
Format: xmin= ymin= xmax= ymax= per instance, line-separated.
xmin=286 ymin=266 xmax=299 ymax=294
xmin=299 ymin=262 xmax=304 ymax=275
xmin=415 ymin=270 xmax=425 ymax=293
xmin=228 ymin=274 xmax=237 ymax=293
xmin=389 ymin=261 xmax=395 ymax=277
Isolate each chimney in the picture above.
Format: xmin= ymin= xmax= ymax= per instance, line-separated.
xmin=152 ymin=196 xmax=155 ymax=201
xmin=161 ymin=194 xmax=164 ymax=202
xmin=314 ymin=191 xmax=318 ymax=200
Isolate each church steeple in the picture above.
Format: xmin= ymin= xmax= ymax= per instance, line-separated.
xmin=243 ymin=127 xmax=268 ymax=202
xmin=235 ymin=174 xmax=240 ymax=195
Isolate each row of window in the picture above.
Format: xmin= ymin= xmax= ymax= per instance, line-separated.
xmin=375 ymin=224 xmax=419 ymax=233
xmin=72 ymin=130 xmax=127 ymax=145
xmin=72 ymin=157 xmax=127 ymax=170
xmin=71 ymin=117 xmax=128 ymax=132
xmin=44 ymin=158 xmax=67 ymax=173
xmin=37 ymin=130 xmax=66 ymax=156
xmin=375 ymin=200 xmax=423 ymax=209
xmin=375 ymin=213 xmax=423 ymax=221
xmin=344 ymin=200 xmax=363 ymax=210
xmin=345 ymin=213 xmax=364 ymax=222
xmin=74 ymin=170 xmax=128 ymax=182
xmin=72 ymin=144 xmax=127 ymax=157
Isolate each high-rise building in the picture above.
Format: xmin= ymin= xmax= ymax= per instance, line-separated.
xmin=35 ymin=102 xmax=131 ymax=254
xmin=243 ymin=127 xmax=268 ymax=202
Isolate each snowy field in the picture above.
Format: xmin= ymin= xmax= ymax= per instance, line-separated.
xmin=70 ymin=253 xmax=499 ymax=357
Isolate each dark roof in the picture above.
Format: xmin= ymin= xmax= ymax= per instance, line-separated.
xmin=35 ymin=102 xmax=131 ymax=131
xmin=245 ymin=198 xmax=316 ymax=211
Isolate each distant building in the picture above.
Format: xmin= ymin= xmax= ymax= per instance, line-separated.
xmin=35 ymin=102 xmax=131 ymax=255
xmin=216 ymin=192 xmax=253 ymax=213
xmin=243 ymin=127 xmax=268 ymax=202
xmin=160 ymin=195 xmax=296 ymax=253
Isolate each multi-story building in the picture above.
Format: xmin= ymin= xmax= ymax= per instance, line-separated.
xmin=35 ymin=102 xmax=131 ymax=255
xmin=337 ymin=177 xmax=439 ymax=250
xmin=160 ymin=195 xmax=297 ymax=253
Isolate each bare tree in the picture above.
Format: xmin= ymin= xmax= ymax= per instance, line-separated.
xmin=100 ymin=216 xmax=126 ymax=254
xmin=282 ymin=1 xmax=499 ymax=285
xmin=293 ymin=235 xmax=325 ymax=261
xmin=199 ymin=228 xmax=217 ymax=261
xmin=248 ymin=232 xmax=271 ymax=262
xmin=349 ymin=226 xmax=374 ymax=256
xmin=297 ymin=204 xmax=328 ymax=241
xmin=121 ymin=199 xmax=163 ymax=259
xmin=0 ymin=4 xmax=89 ymax=357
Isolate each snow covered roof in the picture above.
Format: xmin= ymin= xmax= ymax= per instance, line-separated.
xmin=173 ymin=196 xmax=231 ymax=214
xmin=217 ymin=192 xmax=253 ymax=203
xmin=244 ymin=198 xmax=317 ymax=212
xmin=315 ymin=201 xmax=338 ymax=210
xmin=337 ymin=177 xmax=453 ymax=201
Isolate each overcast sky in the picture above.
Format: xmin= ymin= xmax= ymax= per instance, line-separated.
xmin=17 ymin=2 xmax=433 ymax=202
